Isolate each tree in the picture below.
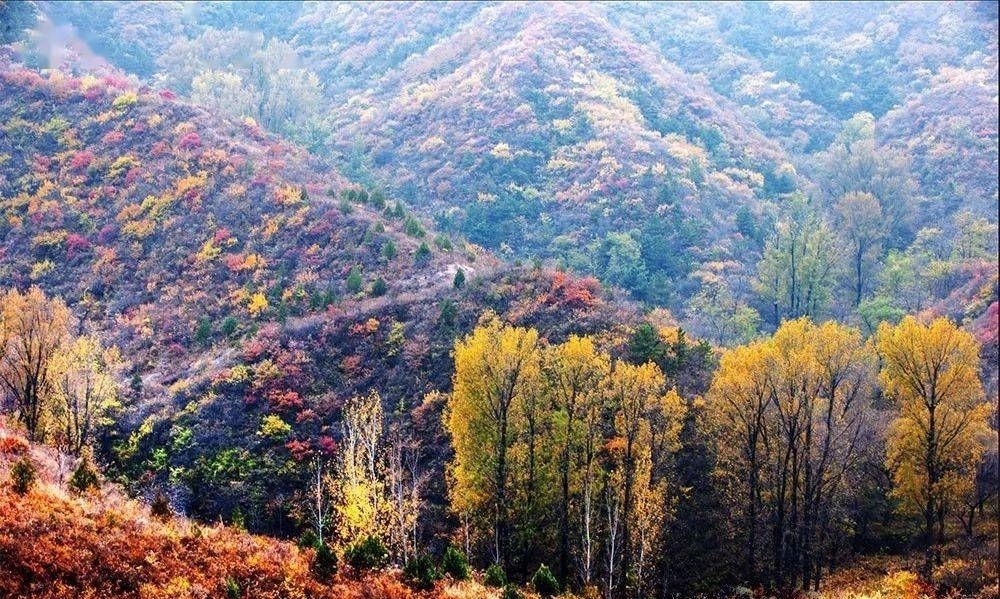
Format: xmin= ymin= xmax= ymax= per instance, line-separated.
xmin=707 ymin=318 xmax=875 ymax=589
xmin=0 ymin=0 xmax=38 ymax=45
xmin=346 ymin=266 xmax=363 ymax=293
xmin=542 ymin=335 xmax=610 ymax=588
xmin=603 ymin=361 xmax=683 ymax=598
xmin=833 ymin=192 xmax=885 ymax=306
xmin=332 ymin=389 xmax=387 ymax=548
xmin=445 ymin=313 xmax=541 ymax=570
xmin=755 ymin=194 xmax=840 ymax=324
xmin=49 ymin=334 xmax=122 ymax=456
xmin=876 ymin=316 xmax=991 ymax=576
xmin=0 ymin=287 xmax=71 ymax=441
xmin=816 ymin=112 xmax=918 ymax=248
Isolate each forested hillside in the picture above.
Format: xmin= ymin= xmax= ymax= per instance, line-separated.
xmin=0 ymin=2 xmax=997 ymax=598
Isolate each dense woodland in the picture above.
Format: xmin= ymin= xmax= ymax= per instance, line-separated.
xmin=0 ymin=2 xmax=997 ymax=598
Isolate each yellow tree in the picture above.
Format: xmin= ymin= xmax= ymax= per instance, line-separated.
xmin=49 ymin=334 xmax=123 ymax=456
xmin=332 ymin=389 xmax=387 ymax=548
xmin=708 ymin=318 xmax=875 ymax=589
xmin=877 ymin=316 xmax=990 ymax=575
xmin=542 ymin=334 xmax=610 ymax=587
xmin=0 ymin=287 xmax=71 ymax=441
xmin=604 ymin=361 xmax=683 ymax=598
xmin=706 ymin=339 xmax=774 ymax=582
xmin=445 ymin=312 xmax=541 ymax=569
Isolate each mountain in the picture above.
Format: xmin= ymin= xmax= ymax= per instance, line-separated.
xmin=0 ymin=60 xmax=658 ymax=542
xmin=1 ymin=3 xmax=997 ymax=597
xmin=31 ymin=1 xmax=999 ymax=315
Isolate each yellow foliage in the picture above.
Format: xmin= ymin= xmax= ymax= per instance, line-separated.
xmin=173 ymin=171 xmax=208 ymax=198
xmin=877 ymin=316 xmax=989 ymax=525
xmin=247 ymin=292 xmax=269 ymax=318
xmin=274 ymin=184 xmax=304 ymax=206
xmin=107 ymin=154 xmax=138 ymax=179
xmin=31 ymin=230 xmax=68 ymax=249
xmin=30 ymin=260 xmax=56 ymax=279
xmin=121 ymin=218 xmax=156 ymax=240
xmin=490 ymin=142 xmax=513 ymax=161
xmin=111 ymin=91 xmax=137 ymax=111
xmin=194 ymin=239 xmax=221 ymax=264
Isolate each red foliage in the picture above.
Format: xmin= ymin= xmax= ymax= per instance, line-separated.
xmin=150 ymin=140 xmax=170 ymax=157
xmin=31 ymin=154 xmax=52 ymax=174
xmin=544 ymin=272 xmax=601 ymax=310
xmin=285 ymin=438 xmax=313 ymax=461
xmin=101 ymin=74 xmax=130 ymax=90
xmin=341 ymin=354 xmax=364 ymax=377
xmin=124 ymin=167 xmax=142 ymax=186
xmin=101 ymin=130 xmax=125 ymax=144
xmin=178 ymin=131 xmax=202 ymax=150
xmin=0 ymin=485 xmax=448 ymax=599
xmin=267 ymin=389 xmax=304 ymax=411
xmin=213 ymin=228 xmax=232 ymax=244
xmin=68 ymin=150 xmax=94 ymax=171
xmin=65 ymin=233 xmax=91 ymax=258
xmin=158 ymin=89 xmax=176 ymax=100
xmin=317 ymin=435 xmax=337 ymax=455
xmin=0 ymin=435 xmax=29 ymax=456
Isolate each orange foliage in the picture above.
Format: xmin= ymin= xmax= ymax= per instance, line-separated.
xmin=0 ymin=481 xmax=466 ymax=599
xmin=544 ymin=272 xmax=601 ymax=309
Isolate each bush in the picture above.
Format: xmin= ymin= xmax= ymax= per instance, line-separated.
xmin=381 ymin=240 xmax=397 ymax=260
xmin=10 ymin=456 xmax=36 ymax=495
xmin=68 ymin=457 xmax=100 ymax=494
xmin=403 ymin=553 xmax=440 ymax=590
xmin=151 ymin=489 xmax=172 ymax=520
xmin=414 ymin=242 xmax=432 ymax=264
xmin=344 ymin=536 xmax=388 ymax=571
xmin=370 ymin=277 xmax=388 ymax=297
xmin=224 ymin=576 xmax=241 ymax=598
xmin=453 ymin=268 xmax=466 ymax=289
xmin=346 ymin=266 xmax=363 ymax=293
xmin=312 ymin=543 xmax=338 ymax=581
xmin=440 ymin=545 xmax=470 ymax=580
xmin=0 ymin=435 xmax=29 ymax=456
xmin=485 ymin=563 xmax=507 ymax=587
xmin=532 ymin=564 xmax=560 ymax=597
xmin=297 ymin=529 xmax=320 ymax=550
xmin=501 ymin=584 xmax=523 ymax=599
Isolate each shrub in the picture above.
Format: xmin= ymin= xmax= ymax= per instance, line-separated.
xmin=151 ymin=489 xmax=172 ymax=520
xmin=440 ymin=545 xmax=470 ymax=580
xmin=434 ymin=234 xmax=453 ymax=251
xmin=531 ymin=564 xmax=560 ymax=597
xmin=344 ymin=536 xmax=388 ymax=571
xmin=346 ymin=266 xmax=363 ymax=293
xmin=485 ymin=563 xmax=507 ymax=587
xmin=414 ymin=242 xmax=432 ymax=264
xmin=381 ymin=240 xmax=397 ymax=260
xmin=403 ymin=553 xmax=440 ymax=590
xmin=10 ymin=457 xmax=36 ymax=495
xmin=453 ymin=268 xmax=466 ymax=289
xmin=0 ymin=435 xmax=29 ymax=456
xmin=221 ymin=316 xmax=239 ymax=338
xmin=312 ymin=543 xmax=338 ymax=581
xmin=297 ymin=529 xmax=320 ymax=550
xmin=68 ymin=457 xmax=100 ymax=494
xmin=224 ymin=576 xmax=241 ymax=598
xmin=371 ymin=277 xmax=388 ymax=297
xmin=502 ymin=584 xmax=523 ymax=599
